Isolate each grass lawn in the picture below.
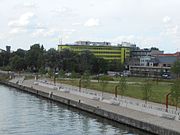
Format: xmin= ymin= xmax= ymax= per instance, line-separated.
xmin=57 ymin=78 xmax=172 ymax=104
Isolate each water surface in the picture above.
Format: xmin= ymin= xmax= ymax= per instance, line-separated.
xmin=0 ymin=85 xmax=152 ymax=135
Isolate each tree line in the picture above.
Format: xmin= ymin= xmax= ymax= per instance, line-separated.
xmin=0 ymin=44 xmax=124 ymax=74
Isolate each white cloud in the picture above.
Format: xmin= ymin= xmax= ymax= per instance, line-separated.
xmin=163 ymin=16 xmax=171 ymax=23
xmin=32 ymin=28 xmax=76 ymax=38
xmin=112 ymin=35 xmax=160 ymax=48
xmin=84 ymin=18 xmax=100 ymax=27
xmin=23 ymin=2 xmax=37 ymax=8
xmin=51 ymin=7 xmax=76 ymax=17
xmin=72 ymin=22 xmax=82 ymax=26
xmin=1 ymin=0 xmax=180 ymax=52
xmin=32 ymin=28 xmax=57 ymax=37
xmin=161 ymin=16 xmax=180 ymax=47
xmin=9 ymin=28 xmax=25 ymax=34
xmin=7 ymin=12 xmax=45 ymax=34
xmin=8 ymin=12 xmax=35 ymax=28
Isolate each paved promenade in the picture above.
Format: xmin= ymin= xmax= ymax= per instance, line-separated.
xmin=9 ymin=77 xmax=180 ymax=134
xmin=37 ymin=78 xmax=180 ymax=119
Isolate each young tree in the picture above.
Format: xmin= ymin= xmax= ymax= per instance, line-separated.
xmin=82 ymin=71 xmax=90 ymax=89
xmin=99 ymin=76 xmax=108 ymax=99
xmin=141 ymin=79 xmax=153 ymax=104
xmin=171 ymin=79 xmax=180 ymax=110
xmin=117 ymin=76 xmax=127 ymax=98
xmin=59 ymin=69 xmax=65 ymax=78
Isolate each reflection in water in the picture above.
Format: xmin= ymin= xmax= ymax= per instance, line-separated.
xmin=0 ymin=85 xmax=152 ymax=135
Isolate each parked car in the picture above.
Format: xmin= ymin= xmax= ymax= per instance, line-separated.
xmin=162 ymin=74 xmax=171 ymax=79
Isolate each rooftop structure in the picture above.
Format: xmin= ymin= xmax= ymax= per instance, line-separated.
xmin=75 ymin=41 xmax=111 ymax=46
xmin=158 ymin=52 xmax=180 ymax=57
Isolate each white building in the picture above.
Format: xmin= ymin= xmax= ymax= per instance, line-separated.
xmin=140 ymin=56 xmax=151 ymax=66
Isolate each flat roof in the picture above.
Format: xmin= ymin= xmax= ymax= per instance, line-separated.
xmin=58 ymin=44 xmax=130 ymax=48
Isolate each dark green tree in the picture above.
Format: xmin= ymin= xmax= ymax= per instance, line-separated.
xmin=45 ymin=48 xmax=59 ymax=70
xmin=59 ymin=49 xmax=78 ymax=72
xmin=25 ymin=44 xmax=44 ymax=72
xmin=77 ymin=50 xmax=96 ymax=74
xmin=108 ymin=60 xmax=124 ymax=72
xmin=10 ymin=55 xmax=26 ymax=71
xmin=92 ymin=58 xmax=108 ymax=74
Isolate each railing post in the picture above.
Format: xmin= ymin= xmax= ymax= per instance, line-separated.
xmin=115 ymin=85 xmax=119 ymax=98
xmin=166 ymin=92 xmax=171 ymax=112
xmin=79 ymin=79 xmax=82 ymax=92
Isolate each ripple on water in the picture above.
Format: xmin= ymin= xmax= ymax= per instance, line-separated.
xmin=0 ymin=85 xmax=152 ymax=135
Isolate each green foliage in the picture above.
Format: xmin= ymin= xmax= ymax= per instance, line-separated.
xmin=81 ymin=71 xmax=90 ymax=88
xmin=25 ymin=44 xmax=44 ymax=72
xmin=39 ymin=67 xmax=46 ymax=74
xmin=95 ymin=75 xmax=114 ymax=81
xmin=171 ymin=79 xmax=180 ymax=108
xmin=92 ymin=58 xmax=108 ymax=74
xmin=141 ymin=79 xmax=153 ymax=103
xmin=1 ymin=44 xmax=127 ymax=75
xmin=108 ymin=60 xmax=124 ymax=72
xmin=10 ymin=55 xmax=26 ymax=71
xmin=99 ymin=76 xmax=109 ymax=92
xmin=48 ymin=69 xmax=53 ymax=78
xmin=118 ymin=77 xmax=127 ymax=96
xmin=59 ymin=69 xmax=65 ymax=78
xmin=171 ymin=60 xmax=180 ymax=78
xmin=0 ymin=52 xmax=10 ymax=67
xmin=70 ymin=71 xmax=79 ymax=78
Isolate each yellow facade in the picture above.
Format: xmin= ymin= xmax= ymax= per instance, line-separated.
xmin=58 ymin=45 xmax=130 ymax=63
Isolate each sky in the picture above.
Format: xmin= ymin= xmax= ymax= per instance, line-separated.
xmin=0 ymin=0 xmax=180 ymax=53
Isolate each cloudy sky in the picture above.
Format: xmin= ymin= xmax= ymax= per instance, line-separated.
xmin=0 ymin=0 xmax=180 ymax=52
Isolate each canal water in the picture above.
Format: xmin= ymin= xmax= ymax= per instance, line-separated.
xmin=0 ymin=85 xmax=152 ymax=135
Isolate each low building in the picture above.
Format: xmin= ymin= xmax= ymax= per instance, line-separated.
xmin=140 ymin=56 xmax=151 ymax=66
xmin=58 ymin=41 xmax=130 ymax=64
xmin=157 ymin=52 xmax=180 ymax=67
xmin=0 ymin=49 xmax=5 ymax=53
xmin=129 ymin=65 xmax=171 ymax=77
xmin=129 ymin=52 xmax=180 ymax=78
